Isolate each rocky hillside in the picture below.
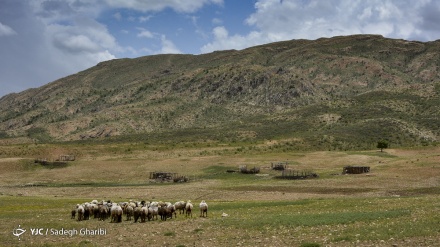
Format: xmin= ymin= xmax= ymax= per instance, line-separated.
xmin=0 ymin=34 xmax=439 ymax=149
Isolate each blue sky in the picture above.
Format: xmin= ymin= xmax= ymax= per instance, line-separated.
xmin=1 ymin=0 xmax=440 ymax=97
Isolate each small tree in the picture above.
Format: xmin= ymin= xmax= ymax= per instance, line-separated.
xmin=377 ymin=140 xmax=389 ymax=152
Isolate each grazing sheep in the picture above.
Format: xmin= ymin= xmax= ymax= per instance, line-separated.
xmin=128 ymin=201 xmax=136 ymax=209
xmin=83 ymin=203 xmax=91 ymax=220
xmin=174 ymin=201 xmax=186 ymax=215
xmin=133 ymin=206 xmax=142 ymax=223
xmin=185 ymin=201 xmax=193 ymax=218
xmin=125 ymin=205 xmax=134 ymax=221
xmin=199 ymin=200 xmax=208 ymax=217
xmin=71 ymin=199 xmax=202 ymax=222
xmin=71 ymin=208 xmax=76 ymax=219
xmin=110 ymin=204 xmax=123 ymax=223
xmin=77 ymin=205 xmax=85 ymax=221
xmin=148 ymin=202 xmax=159 ymax=221
xmin=140 ymin=200 xmax=146 ymax=206
xmin=140 ymin=206 xmax=150 ymax=222
xmin=92 ymin=204 xmax=99 ymax=218
xmin=165 ymin=202 xmax=176 ymax=219
xmin=158 ymin=205 xmax=167 ymax=221
xmin=99 ymin=204 xmax=109 ymax=221
xmin=155 ymin=201 xmax=174 ymax=221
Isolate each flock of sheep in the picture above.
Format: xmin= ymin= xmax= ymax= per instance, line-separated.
xmin=71 ymin=200 xmax=208 ymax=223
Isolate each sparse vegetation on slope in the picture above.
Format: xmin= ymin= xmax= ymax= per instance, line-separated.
xmin=0 ymin=35 xmax=439 ymax=149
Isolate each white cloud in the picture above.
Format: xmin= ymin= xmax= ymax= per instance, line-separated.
xmin=53 ymin=33 xmax=102 ymax=53
xmin=362 ymin=22 xmax=395 ymax=37
xmin=201 ymin=26 xmax=269 ymax=53
xmin=139 ymin=15 xmax=153 ymax=23
xmin=245 ymin=0 xmax=362 ymax=39
xmin=104 ymin=0 xmax=223 ymax=13
xmin=212 ymin=18 xmax=222 ymax=25
xmin=358 ymin=7 xmax=372 ymax=21
xmin=0 ymin=22 xmax=17 ymax=36
xmin=123 ymin=46 xmax=138 ymax=55
xmin=136 ymin=35 xmax=182 ymax=55
xmin=30 ymin=0 xmax=103 ymax=24
xmin=86 ymin=50 xmax=116 ymax=63
xmin=200 ymin=0 xmax=440 ymax=54
xmin=113 ymin=12 xmax=122 ymax=20
xmin=213 ymin=26 xmax=228 ymax=39
xmin=48 ymin=17 xmax=120 ymax=53
xmin=137 ymin=28 xmax=154 ymax=38
xmin=136 ymin=27 xmax=183 ymax=55
xmin=0 ymin=0 xmax=118 ymax=97
xmin=158 ymin=35 xmax=182 ymax=54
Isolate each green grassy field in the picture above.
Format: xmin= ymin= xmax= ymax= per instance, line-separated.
xmin=1 ymin=196 xmax=439 ymax=247
xmin=0 ymin=143 xmax=439 ymax=246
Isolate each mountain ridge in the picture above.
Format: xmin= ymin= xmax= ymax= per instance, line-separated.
xmin=1 ymin=34 xmax=439 ymax=149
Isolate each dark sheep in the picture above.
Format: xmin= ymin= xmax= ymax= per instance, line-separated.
xmin=158 ymin=205 xmax=167 ymax=221
xmin=83 ymin=205 xmax=90 ymax=220
xmin=133 ymin=207 xmax=142 ymax=223
xmin=125 ymin=205 xmax=134 ymax=221
xmin=99 ymin=204 xmax=109 ymax=221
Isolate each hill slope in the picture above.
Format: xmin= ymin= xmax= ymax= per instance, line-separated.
xmin=0 ymin=34 xmax=439 ymax=149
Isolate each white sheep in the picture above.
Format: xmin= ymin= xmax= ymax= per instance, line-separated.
xmin=185 ymin=200 xmax=193 ymax=218
xmin=140 ymin=206 xmax=149 ymax=222
xmin=199 ymin=200 xmax=208 ymax=217
xmin=128 ymin=201 xmax=137 ymax=209
xmin=77 ymin=205 xmax=85 ymax=221
xmin=72 ymin=199 xmax=200 ymax=222
xmin=110 ymin=203 xmax=123 ymax=223
xmin=148 ymin=201 xmax=159 ymax=220
xmin=174 ymin=201 xmax=186 ymax=215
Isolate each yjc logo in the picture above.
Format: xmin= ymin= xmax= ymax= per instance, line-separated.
xmin=12 ymin=225 xmax=26 ymax=240
xmin=30 ymin=228 xmax=45 ymax=235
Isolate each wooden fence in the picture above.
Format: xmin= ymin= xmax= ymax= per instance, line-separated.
xmin=271 ymin=162 xmax=288 ymax=171
xmin=342 ymin=166 xmax=370 ymax=174
xmin=149 ymin=172 xmax=189 ymax=183
xmin=239 ymin=165 xmax=260 ymax=174
xmin=275 ymin=170 xmax=318 ymax=180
